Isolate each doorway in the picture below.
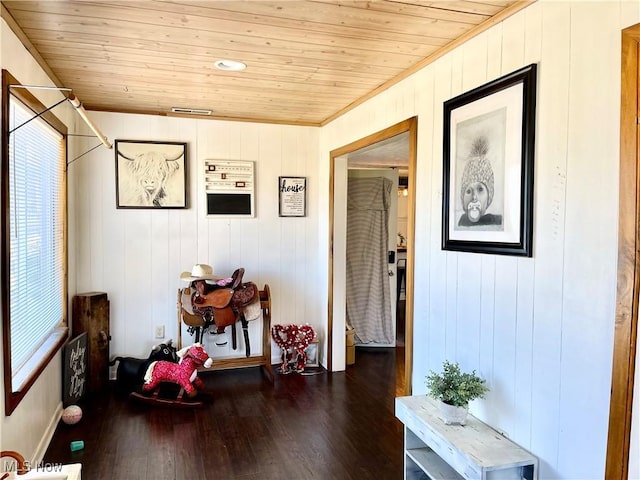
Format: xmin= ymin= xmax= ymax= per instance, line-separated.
xmin=346 ymin=168 xmax=398 ymax=348
xmin=327 ymin=117 xmax=417 ymax=396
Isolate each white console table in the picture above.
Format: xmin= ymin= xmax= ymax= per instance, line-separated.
xmin=395 ymin=396 xmax=538 ymax=480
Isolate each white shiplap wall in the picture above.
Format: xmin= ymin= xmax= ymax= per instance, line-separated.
xmin=71 ymin=113 xmax=321 ymax=363
xmin=321 ymin=2 xmax=637 ymax=478
xmin=5 ymin=0 xmax=637 ymax=477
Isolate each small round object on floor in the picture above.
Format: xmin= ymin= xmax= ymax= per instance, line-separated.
xmin=61 ymin=405 xmax=83 ymax=425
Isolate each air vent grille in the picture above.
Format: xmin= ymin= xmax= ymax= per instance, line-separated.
xmin=171 ymin=107 xmax=212 ymax=115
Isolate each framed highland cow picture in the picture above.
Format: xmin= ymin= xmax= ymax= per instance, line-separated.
xmin=442 ymin=64 xmax=537 ymax=257
xmin=115 ymin=140 xmax=188 ymax=209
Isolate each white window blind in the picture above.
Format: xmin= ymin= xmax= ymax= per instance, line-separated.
xmin=8 ymin=96 xmax=65 ymax=377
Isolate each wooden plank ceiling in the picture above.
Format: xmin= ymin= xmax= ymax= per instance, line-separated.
xmin=2 ymin=0 xmax=529 ymax=126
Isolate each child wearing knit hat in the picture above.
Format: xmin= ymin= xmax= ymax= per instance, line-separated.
xmin=458 ymin=136 xmax=502 ymax=227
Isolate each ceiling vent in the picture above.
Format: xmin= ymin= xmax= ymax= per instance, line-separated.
xmin=171 ymin=107 xmax=212 ymax=115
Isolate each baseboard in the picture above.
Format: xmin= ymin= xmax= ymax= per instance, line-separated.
xmin=32 ymin=401 xmax=63 ymax=463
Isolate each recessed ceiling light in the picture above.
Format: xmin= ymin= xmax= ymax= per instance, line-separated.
xmin=214 ymin=59 xmax=247 ymax=71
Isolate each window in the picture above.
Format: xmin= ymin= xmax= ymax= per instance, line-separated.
xmin=2 ymin=70 xmax=68 ymax=415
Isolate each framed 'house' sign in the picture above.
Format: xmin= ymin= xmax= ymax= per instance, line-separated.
xmin=279 ymin=176 xmax=307 ymax=217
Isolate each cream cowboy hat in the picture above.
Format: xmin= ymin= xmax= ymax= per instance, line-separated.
xmin=180 ymin=264 xmax=223 ymax=282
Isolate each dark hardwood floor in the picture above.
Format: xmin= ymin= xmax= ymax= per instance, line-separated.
xmin=44 ymin=346 xmax=406 ymax=479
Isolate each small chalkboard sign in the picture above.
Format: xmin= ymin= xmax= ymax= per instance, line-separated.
xmin=62 ymin=332 xmax=87 ymax=407
xmin=204 ymin=159 xmax=255 ymax=217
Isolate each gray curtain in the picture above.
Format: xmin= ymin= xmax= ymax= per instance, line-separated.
xmin=346 ymin=177 xmax=393 ymax=344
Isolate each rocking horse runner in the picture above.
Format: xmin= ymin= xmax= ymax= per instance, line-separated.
xmin=179 ymin=264 xmax=261 ymax=356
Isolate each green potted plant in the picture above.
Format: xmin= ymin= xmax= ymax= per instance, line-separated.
xmin=425 ymin=360 xmax=489 ymax=425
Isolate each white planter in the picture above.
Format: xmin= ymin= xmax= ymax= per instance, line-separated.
xmin=438 ymin=401 xmax=468 ymax=425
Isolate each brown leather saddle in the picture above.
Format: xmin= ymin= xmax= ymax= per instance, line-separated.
xmin=182 ymin=268 xmax=259 ymax=356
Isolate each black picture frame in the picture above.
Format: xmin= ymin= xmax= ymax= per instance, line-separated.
xmin=442 ymin=63 xmax=537 ymax=257
xmin=278 ymin=176 xmax=307 ymax=217
xmin=115 ymin=140 xmax=188 ymax=209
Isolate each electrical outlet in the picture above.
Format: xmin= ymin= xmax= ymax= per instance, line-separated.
xmin=154 ymin=325 xmax=165 ymax=339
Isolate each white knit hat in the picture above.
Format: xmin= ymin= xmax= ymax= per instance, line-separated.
xmin=460 ymin=136 xmax=494 ymax=207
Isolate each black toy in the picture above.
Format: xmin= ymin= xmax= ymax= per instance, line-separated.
xmin=110 ymin=340 xmax=178 ymax=393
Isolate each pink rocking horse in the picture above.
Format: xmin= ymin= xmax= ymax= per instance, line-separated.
xmin=142 ymin=343 xmax=213 ymax=398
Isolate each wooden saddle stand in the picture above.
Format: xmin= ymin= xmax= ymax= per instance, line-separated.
xmin=178 ymin=269 xmax=273 ymax=380
xmin=131 ymin=270 xmax=272 ymax=408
